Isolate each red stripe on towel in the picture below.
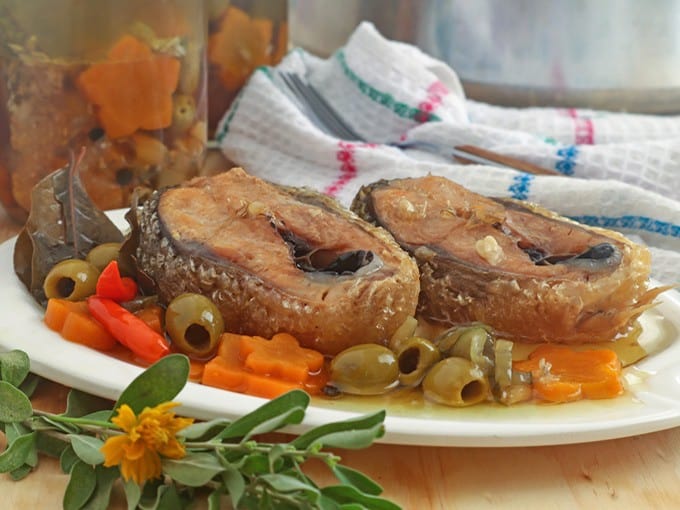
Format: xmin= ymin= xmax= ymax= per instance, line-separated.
xmin=415 ymin=81 xmax=449 ymax=123
xmin=565 ymin=108 xmax=595 ymax=145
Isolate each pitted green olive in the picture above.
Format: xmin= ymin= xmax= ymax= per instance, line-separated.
xmin=396 ymin=337 xmax=441 ymax=387
xmin=85 ymin=242 xmax=122 ymax=272
xmin=422 ymin=357 xmax=490 ymax=407
xmin=388 ymin=315 xmax=419 ymax=351
xmin=330 ymin=344 xmax=399 ymax=395
xmin=435 ymin=325 xmax=494 ymax=374
xmin=43 ymin=259 xmax=100 ymax=301
xmin=165 ymin=293 xmax=224 ymax=358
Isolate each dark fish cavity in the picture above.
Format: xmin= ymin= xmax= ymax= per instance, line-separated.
xmin=272 ymin=219 xmax=376 ymax=275
xmin=523 ymin=242 xmax=622 ymax=271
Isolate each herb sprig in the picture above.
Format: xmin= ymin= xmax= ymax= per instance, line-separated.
xmin=0 ymin=351 xmax=400 ymax=510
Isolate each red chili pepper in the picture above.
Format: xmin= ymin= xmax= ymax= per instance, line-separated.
xmin=96 ymin=260 xmax=138 ymax=302
xmin=87 ymin=296 xmax=169 ymax=363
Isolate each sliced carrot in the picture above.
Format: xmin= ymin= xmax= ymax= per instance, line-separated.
xmin=240 ymin=332 xmax=324 ymax=383
xmin=189 ymin=359 xmax=205 ymax=382
xmin=514 ymin=345 xmax=623 ymax=403
xmin=45 ymin=298 xmax=116 ymax=351
xmin=77 ymin=35 xmax=180 ymax=138
xmin=202 ymin=332 xmax=328 ymax=399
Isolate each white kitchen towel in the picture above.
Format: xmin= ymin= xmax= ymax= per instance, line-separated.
xmin=216 ymin=22 xmax=680 ymax=286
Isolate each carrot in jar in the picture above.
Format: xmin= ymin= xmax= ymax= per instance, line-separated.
xmin=77 ymin=35 xmax=180 ymax=139
xmin=513 ymin=345 xmax=624 ymax=403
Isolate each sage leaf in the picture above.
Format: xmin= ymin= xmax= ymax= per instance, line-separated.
xmin=155 ymin=484 xmax=183 ymax=510
xmin=221 ymin=462 xmax=245 ymax=508
xmin=239 ymin=453 xmax=269 ymax=475
xmin=81 ymin=465 xmax=119 ymax=510
xmin=9 ymin=463 xmax=32 ymax=481
xmin=217 ymin=390 xmax=310 ymax=441
xmin=308 ymin=423 xmax=385 ymax=450
xmin=292 ymin=411 xmax=385 ymax=450
xmin=332 ymin=464 xmax=383 ymax=496
xmin=60 ymin=444 xmax=79 ymax=474
xmin=259 ymin=473 xmax=321 ymax=501
xmin=162 ymin=452 xmax=224 ymax=487
xmin=0 ymin=350 xmax=30 ymax=387
xmin=207 ymin=489 xmax=225 ymax=510
xmin=5 ymin=421 xmax=29 ymax=442
xmin=36 ymin=430 xmax=69 ymax=458
xmin=123 ymin=478 xmax=142 ymax=510
xmin=65 ymin=389 xmax=112 ymax=418
xmin=177 ymin=418 xmax=231 ymax=441
xmin=63 ymin=460 xmax=96 ymax=510
xmin=0 ymin=431 xmax=36 ymax=473
xmin=19 ymin=373 xmax=41 ymax=398
xmin=321 ymin=485 xmax=401 ymax=510
xmin=113 ymin=354 xmax=190 ymax=416
xmin=68 ymin=434 xmax=105 ymax=465
xmin=0 ymin=380 xmax=33 ymax=422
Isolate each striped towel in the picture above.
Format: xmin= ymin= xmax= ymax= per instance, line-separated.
xmin=216 ymin=22 xmax=680 ymax=286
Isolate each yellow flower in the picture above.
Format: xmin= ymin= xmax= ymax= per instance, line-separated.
xmin=101 ymin=402 xmax=194 ymax=484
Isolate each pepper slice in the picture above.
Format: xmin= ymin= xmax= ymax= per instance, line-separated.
xmin=96 ymin=260 xmax=138 ymax=302
xmin=87 ymin=296 xmax=169 ymax=363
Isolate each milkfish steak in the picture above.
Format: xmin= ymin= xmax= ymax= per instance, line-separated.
xmin=130 ymin=168 xmax=419 ymax=355
xmin=351 ymin=174 xmax=666 ymax=344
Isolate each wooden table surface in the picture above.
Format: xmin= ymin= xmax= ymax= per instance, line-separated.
xmin=1 ymin=204 xmax=679 ymax=510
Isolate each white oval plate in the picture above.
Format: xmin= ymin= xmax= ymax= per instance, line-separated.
xmin=2 ymin=210 xmax=680 ymax=447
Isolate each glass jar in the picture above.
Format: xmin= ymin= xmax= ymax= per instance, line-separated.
xmin=0 ymin=0 xmax=207 ymax=222
xmin=206 ymin=0 xmax=288 ymax=138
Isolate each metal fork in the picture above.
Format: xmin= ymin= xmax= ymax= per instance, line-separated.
xmin=276 ymin=70 xmax=560 ymax=176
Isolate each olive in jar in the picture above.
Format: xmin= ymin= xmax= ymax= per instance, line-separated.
xmin=165 ymin=293 xmax=224 ymax=357
xmin=43 ymin=259 xmax=100 ymax=301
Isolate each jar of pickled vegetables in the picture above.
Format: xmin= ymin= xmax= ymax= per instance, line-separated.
xmin=0 ymin=0 xmax=207 ymax=222
xmin=206 ymin=0 xmax=288 ymax=138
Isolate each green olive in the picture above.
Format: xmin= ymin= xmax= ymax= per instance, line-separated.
xmin=85 ymin=243 xmax=122 ymax=272
xmin=43 ymin=259 xmax=100 ymax=301
xmin=171 ymin=94 xmax=196 ymax=135
xmin=165 ymin=293 xmax=224 ymax=358
xmin=422 ymin=357 xmax=490 ymax=407
xmin=330 ymin=344 xmax=399 ymax=395
xmin=396 ymin=337 xmax=441 ymax=387
xmin=388 ymin=315 xmax=418 ymax=351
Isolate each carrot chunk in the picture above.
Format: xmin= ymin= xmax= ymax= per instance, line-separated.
xmin=514 ymin=345 xmax=623 ymax=403
xmin=44 ymin=298 xmax=116 ymax=351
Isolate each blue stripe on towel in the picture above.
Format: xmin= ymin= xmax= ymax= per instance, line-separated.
xmin=508 ymin=173 xmax=534 ymax=200
xmin=570 ymin=215 xmax=680 ymax=238
xmin=555 ymin=145 xmax=578 ymax=175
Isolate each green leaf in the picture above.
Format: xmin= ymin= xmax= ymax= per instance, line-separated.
xmin=0 ymin=350 xmax=30 ymax=387
xmin=207 ymin=489 xmax=224 ymax=510
xmin=9 ymin=463 xmax=32 ymax=481
xmin=321 ymin=485 xmax=401 ymax=510
xmin=162 ymin=452 xmax=224 ymax=487
xmin=68 ymin=434 xmax=105 ymax=465
xmin=64 ymin=389 xmax=112 ymax=418
xmin=82 ymin=410 xmax=115 ymax=422
xmin=239 ymin=453 xmax=270 ymax=475
xmin=0 ymin=380 xmax=33 ymax=422
xmin=123 ymin=479 xmax=142 ymax=510
xmin=5 ymin=421 xmax=29 ymax=442
xmin=113 ymin=354 xmax=190 ymax=416
xmin=332 ymin=464 xmax=383 ymax=496
xmin=63 ymin=460 xmax=97 ymax=510
xmin=60 ymin=444 xmax=79 ymax=474
xmin=259 ymin=473 xmax=321 ymax=502
xmin=155 ymin=484 xmax=183 ymax=510
xmin=0 ymin=432 xmax=36 ymax=473
xmin=177 ymin=418 xmax=231 ymax=441
xmin=36 ymin=431 xmax=69 ymax=458
xmin=81 ymin=465 xmax=119 ymax=510
xmin=40 ymin=415 xmax=79 ymax=434
xmin=220 ymin=463 xmax=245 ymax=508
xmin=291 ymin=411 xmax=386 ymax=450
xmin=268 ymin=443 xmax=288 ymax=470
xmin=217 ymin=390 xmax=310 ymax=441
xmin=19 ymin=373 xmax=41 ymax=398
